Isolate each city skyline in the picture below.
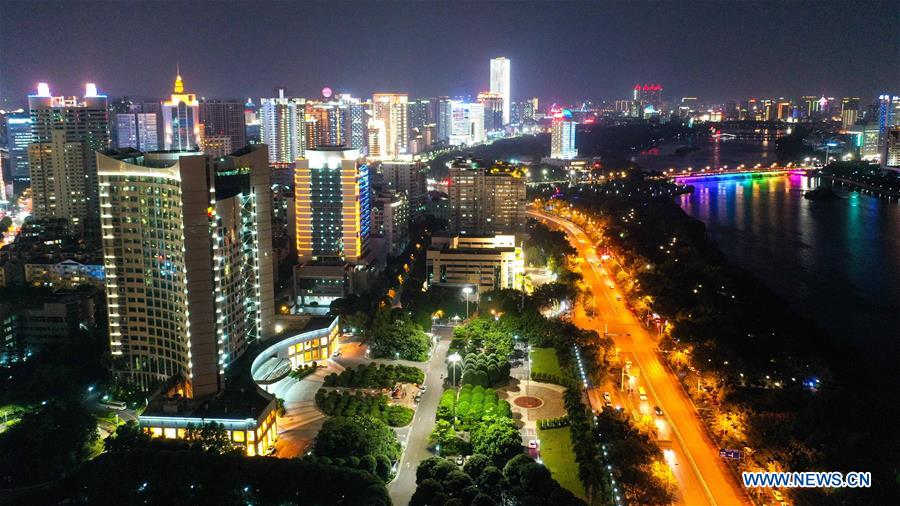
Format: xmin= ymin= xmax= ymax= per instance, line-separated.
xmin=1 ymin=1 xmax=897 ymax=106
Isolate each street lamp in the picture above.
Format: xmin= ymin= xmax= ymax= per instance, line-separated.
xmin=448 ymin=352 xmax=462 ymax=387
xmin=462 ymin=286 xmax=473 ymax=319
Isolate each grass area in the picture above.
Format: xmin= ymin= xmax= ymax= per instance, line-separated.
xmin=537 ymin=426 xmax=586 ymax=500
xmin=530 ymin=347 xmax=565 ymax=378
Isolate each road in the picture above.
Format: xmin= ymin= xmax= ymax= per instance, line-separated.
xmin=529 ymin=208 xmax=749 ymax=506
xmin=388 ymin=336 xmax=450 ymax=506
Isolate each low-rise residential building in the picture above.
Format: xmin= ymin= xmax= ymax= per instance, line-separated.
xmin=426 ymin=234 xmax=524 ymax=293
xmin=24 ymin=259 xmax=105 ymax=290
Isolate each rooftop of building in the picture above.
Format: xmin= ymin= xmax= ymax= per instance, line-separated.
xmin=448 ymin=156 xmax=526 ymax=177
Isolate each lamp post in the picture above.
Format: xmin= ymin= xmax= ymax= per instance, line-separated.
xmin=462 ymin=286 xmax=473 ymax=319
xmin=448 ymin=352 xmax=462 ymax=387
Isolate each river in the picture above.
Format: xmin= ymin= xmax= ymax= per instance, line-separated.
xmin=634 ymin=140 xmax=900 ymax=379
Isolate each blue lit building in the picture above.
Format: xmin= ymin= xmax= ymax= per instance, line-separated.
xmin=5 ymin=114 xmax=31 ymax=187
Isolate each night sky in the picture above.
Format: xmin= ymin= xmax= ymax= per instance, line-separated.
xmin=1 ymin=0 xmax=897 ymax=107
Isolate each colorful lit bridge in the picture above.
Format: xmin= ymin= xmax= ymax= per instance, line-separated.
xmin=672 ymin=166 xmax=814 ymax=183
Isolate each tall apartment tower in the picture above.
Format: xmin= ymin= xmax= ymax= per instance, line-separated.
xmin=381 ymin=160 xmax=428 ymax=214
xmin=199 ymin=99 xmax=247 ymax=150
xmin=161 ymin=71 xmax=201 ymax=150
xmin=490 ymin=57 xmax=511 ymax=125
xmin=294 ymin=147 xmax=371 ymax=264
xmin=550 ymin=110 xmax=577 ymax=159
xmin=5 ymin=114 xmax=32 ymax=187
xmin=449 ymin=102 xmax=485 ymax=146
xmin=28 ymin=83 xmax=110 ymax=231
xmin=259 ymin=90 xmax=306 ymax=163
xmin=478 ymin=92 xmax=504 ymax=132
xmin=436 ymin=97 xmax=452 ymax=144
xmin=97 ymin=144 xmax=274 ymax=397
xmin=372 ymin=93 xmax=408 ymax=159
xmin=115 ymin=112 xmax=159 ymax=151
xmin=840 ymin=98 xmax=860 ymax=129
xmin=447 ymin=157 xmax=526 ymax=235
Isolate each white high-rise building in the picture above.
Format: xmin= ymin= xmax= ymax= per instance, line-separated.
xmin=260 ymin=90 xmax=306 ymax=164
xmin=161 ymin=72 xmax=201 ymax=151
xmin=550 ymin=110 xmax=577 ymax=159
xmin=449 ymin=102 xmax=485 ymax=146
xmin=490 ymin=57 xmax=511 ymax=125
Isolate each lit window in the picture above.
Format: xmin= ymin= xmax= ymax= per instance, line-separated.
xmin=233 ymin=430 xmax=245 ymax=443
xmin=164 ymin=428 xmax=177 ymax=439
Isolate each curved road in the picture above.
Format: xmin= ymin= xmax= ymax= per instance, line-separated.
xmin=529 ymin=208 xmax=749 ymax=506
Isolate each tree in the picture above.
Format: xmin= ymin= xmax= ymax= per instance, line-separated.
xmin=105 ymin=420 xmax=151 ymax=453
xmin=462 ymin=453 xmax=491 ymax=480
xmin=0 ymin=216 xmax=12 ymax=233
xmin=429 ymin=419 xmax=456 ymax=447
xmin=470 ymin=416 xmax=522 ymax=465
xmin=314 ymin=416 xmax=401 ymax=465
xmin=184 ymin=422 xmax=238 ymax=454
xmin=410 ymin=478 xmax=447 ymax=506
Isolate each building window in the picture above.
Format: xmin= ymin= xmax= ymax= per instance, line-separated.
xmin=163 ymin=428 xmax=177 ymax=439
xmin=232 ymin=430 xmax=245 ymax=443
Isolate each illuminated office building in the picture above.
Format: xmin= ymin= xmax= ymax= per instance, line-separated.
xmin=161 ymin=71 xmax=201 ymax=150
xmin=633 ymin=84 xmax=663 ymax=111
xmin=260 ymin=90 xmax=306 ymax=163
xmin=372 ymin=93 xmax=408 ymax=158
xmin=490 ymin=57 xmax=511 ymax=125
xmin=28 ymin=83 xmax=109 ymax=230
xmin=115 ymin=112 xmax=159 ymax=151
xmin=449 ymin=102 xmax=485 ymax=146
xmin=97 ymin=144 xmax=274 ymax=396
xmin=550 ymin=109 xmax=577 ymax=159
xmin=294 ymin=147 xmax=371 ymax=264
xmin=436 ymin=97 xmax=452 ymax=143
xmin=5 ymin=114 xmax=32 ymax=186
xmin=840 ymin=98 xmax=860 ymax=129
xmin=447 ymin=157 xmax=525 ymax=235
xmin=478 ymin=92 xmax=504 ymax=132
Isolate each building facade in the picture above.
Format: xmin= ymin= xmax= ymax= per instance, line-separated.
xmin=447 ymin=157 xmax=526 ymax=235
xmin=490 ymin=57 xmax=511 ymax=125
xmin=372 ymin=93 xmax=408 ymax=159
xmin=259 ymin=91 xmax=306 ymax=163
xmin=449 ymin=102 xmax=485 ymax=146
xmin=161 ymin=72 xmax=201 ymax=151
xmin=199 ymin=99 xmax=247 ymax=150
xmin=294 ymin=147 xmax=371 ymax=264
xmin=5 ymin=114 xmax=32 ymax=187
xmin=115 ymin=112 xmax=159 ymax=151
xmin=97 ymin=144 xmax=274 ymax=397
xmin=550 ymin=110 xmax=577 ymax=159
xmin=426 ymin=234 xmax=523 ymax=294
xmin=28 ymin=83 xmax=110 ymax=230
xmin=381 ymin=159 xmax=428 ymax=215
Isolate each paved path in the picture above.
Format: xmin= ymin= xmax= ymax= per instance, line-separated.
xmin=388 ymin=338 xmax=450 ymax=506
xmin=267 ymin=362 xmax=341 ymax=458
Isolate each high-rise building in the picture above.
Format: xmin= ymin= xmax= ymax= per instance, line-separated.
xmin=115 ymin=112 xmax=159 ymax=151
xmin=447 ymin=157 xmax=526 ymax=235
xmin=372 ymin=93 xmax=408 ymax=159
xmin=550 ymin=109 xmax=577 ymax=159
xmin=371 ymin=191 xmax=410 ymax=258
xmin=449 ymin=102 xmax=485 ymax=146
xmin=633 ymin=84 xmax=663 ymax=111
xmin=199 ymin=99 xmax=247 ymax=150
xmin=777 ymin=101 xmax=793 ymax=120
xmin=884 ymin=127 xmax=900 ymax=169
xmin=877 ymin=94 xmax=899 ymax=150
xmin=200 ymin=134 xmax=232 ymax=158
xmin=407 ymin=98 xmax=432 ymax=137
xmin=490 ymin=57 xmax=511 ymax=125
xmin=259 ymin=91 xmax=306 ymax=163
xmin=436 ymin=97 xmax=452 ymax=144
xmin=28 ymin=83 xmax=110 ymax=230
xmin=342 ymin=95 xmax=369 ymax=151
xmin=840 ymin=98 xmax=860 ymax=129
xmin=478 ymin=92 xmax=504 ymax=133
xmin=97 ymin=144 xmax=274 ymax=396
xmin=161 ymin=71 xmax=201 ymax=150
xmin=5 ymin=114 xmax=32 ymax=186
xmin=381 ymin=160 xmax=428 ymax=214
xmin=294 ymin=147 xmax=371 ymax=264
xmin=367 ymin=119 xmax=386 ymax=159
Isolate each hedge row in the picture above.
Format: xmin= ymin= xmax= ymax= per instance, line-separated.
xmin=314 ymin=389 xmax=414 ymax=427
xmin=323 ymin=363 xmax=424 ymax=388
xmin=537 ymin=416 xmax=570 ymax=430
xmin=531 ymin=371 xmax=579 ymax=389
xmin=456 ymin=352 xmax=511 ymax=388
xmin=289 ymin=362 xmax=319 ymax=381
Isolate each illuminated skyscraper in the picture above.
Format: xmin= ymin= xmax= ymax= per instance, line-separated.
xmin=478 ymin=92 xmax=504 ymax=132
xmin=550 ymin=109 xmax=577 ymax=159
xmin=490 ymin=57 xmax=511 ymax=125
xmin=28 ymin=83 xmax=109 ymax=230
xmin=97 ymin=144 xmax=274 ymax=396
xmin=633 ymin=84 xmax=663 ymax=111
xmin=161 ymin=71 xmax=201 ymax=150
xmin=5 ymin=114 xmax=32 ymax=186
xmin=449 ymin=102 xmax=485 ymax=146
xmin=372 ymin=93 xmax=408 ymax=159
xmin=259 ymin=90 xmax=306 ymax=163
xmin=115 ymin=112 xmax=159 ymax=151
xmin=448 ymin=157 xmax=526 ymax=235
xmin=294 ymin=147 xmax=371 ymax=264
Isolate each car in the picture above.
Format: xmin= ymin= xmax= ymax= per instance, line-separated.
xmin=456 ymin=455 xmax=464 ymax=465
xmin=616 ymin=295 xmax=622 ymax=301
xmin=265 ymin=446 xmax=277 ymax=456
xmin=419 ymin=385 xmax=427 ymax=393
xmin=654 ymin=406 xmax=663 ymax=416
xmin=414 ymin=393 xmax=422 ymax=403
xmin=527 ymin=440 xmax=538 ymax=449
xmin=603 ymin=391 xmax=612 ymax=403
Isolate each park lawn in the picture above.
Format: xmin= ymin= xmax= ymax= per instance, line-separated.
xmin=537 ymin=426 xmax=586 ymax=500
xmin=530 ymin=347 xmax=565 ymax=378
